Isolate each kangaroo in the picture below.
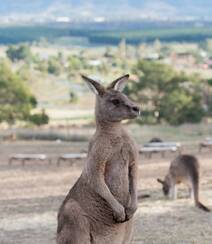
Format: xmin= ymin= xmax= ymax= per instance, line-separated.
xmin=157 ymin=154 xmax=210 ymax=212
xmin=57 ymin=74 xmax=140 ymax=244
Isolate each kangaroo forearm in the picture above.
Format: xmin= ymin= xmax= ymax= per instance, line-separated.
xmin=130 ymin=186 xmax=137 ymax=201
xmin=129 ymin=180 xmax=137 ymax=199
xmin=129 ymin=184 xmax=137 ymax=206
xmin=91 ymin=178 xmax=121 ymax=209
xmin=129 ymin=163 xmax=138 ymax=203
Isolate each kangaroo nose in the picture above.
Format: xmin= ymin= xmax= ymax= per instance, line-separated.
xmin=132 ymin=106 xmax=140 ymax=114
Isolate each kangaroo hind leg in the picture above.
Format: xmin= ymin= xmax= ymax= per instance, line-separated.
xmin=57 ymin=200 xmax=91 ymax=244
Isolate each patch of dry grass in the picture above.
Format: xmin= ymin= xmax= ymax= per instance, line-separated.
xmin=0 ymin=142 xmax=211 ymax=244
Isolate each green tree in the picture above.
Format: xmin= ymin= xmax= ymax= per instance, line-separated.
xmin=0 ymin=60 xmax=36 ymax=124
xmin=6 ymin=44 xmax=32 ymax=62
xmin=29 ymin=109 xmax=49 ymax=126
xmin=160 ymin=89 xmax=204 ymax=125
xmin=129 ymin=60 xmax=205 ymax=125
xmin=35 ymin=58 xmax=48 ymax=73
xmin=68 ymin=55 xmax=84 ymax=71
xmin=47 ymin=56 xmax=61 ymax=75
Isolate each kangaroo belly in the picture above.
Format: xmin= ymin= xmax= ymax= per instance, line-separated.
xmin=66 ymin=175 xmax=129 ymax=218
xmin=105 ymin=167 xmax=129 ymax=205
xmin=63 ymin=178 xmax=120 ymax=235
xmin=60 ymin=146 xmax=132 ymax=237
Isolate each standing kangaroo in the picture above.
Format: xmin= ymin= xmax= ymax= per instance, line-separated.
xmin=157 ymin=154 xmax=210 ymax=212
xmin=57 ymin=74 xmax=140 ymax=244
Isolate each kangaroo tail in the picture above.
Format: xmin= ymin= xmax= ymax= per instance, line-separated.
xmin=196 ymin=201 xmax=210 ymax=212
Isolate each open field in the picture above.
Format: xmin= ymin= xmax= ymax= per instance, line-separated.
xmin=0 ymin=140 xmax=211 ymax=244
xmin=1 ymin=123 xmax=212 ymax=146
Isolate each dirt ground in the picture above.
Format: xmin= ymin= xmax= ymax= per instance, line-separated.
xmin=0 ymin=141 xmax=211 ymax=244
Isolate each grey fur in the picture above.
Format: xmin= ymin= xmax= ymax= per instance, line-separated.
xmin=157 ymin=154 xmax=210 ymax=212
xmin=57 ymin=74 xmax=140 ymax=244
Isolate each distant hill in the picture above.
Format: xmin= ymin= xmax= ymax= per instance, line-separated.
xmin=0 ymin=0 xmax=212 ymax=21
xmin=1 ymin=1 xmax=212 ymax=45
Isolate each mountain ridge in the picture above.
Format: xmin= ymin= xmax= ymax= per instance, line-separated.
xmin=0 ymin=0 xmax=212 ymax=21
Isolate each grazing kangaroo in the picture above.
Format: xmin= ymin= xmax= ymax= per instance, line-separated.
xmin=157 ymin=154 xmax=210 ymax=212
xmin=57 ymin=74 xmax=140 ymax=244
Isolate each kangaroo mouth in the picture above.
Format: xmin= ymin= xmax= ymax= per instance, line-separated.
xmin=131 ymin=109 xmax=141 ymax=118
xmin=128 ymin=111 xmax=140 ymax=119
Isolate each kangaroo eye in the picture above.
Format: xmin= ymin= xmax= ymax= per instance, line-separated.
xmin=111 ymin=99 xmax=120 ymax=106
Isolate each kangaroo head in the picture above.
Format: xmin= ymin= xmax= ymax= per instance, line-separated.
xmin=157 ymin=177 xmax=170 ymax=196
xmin=81 ymin=74 xmax=140 ymax=123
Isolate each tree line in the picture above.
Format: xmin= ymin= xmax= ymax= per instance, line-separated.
xmin=0 ymin=60 xmax=49 ymax=126
xmin=1 ymin=44 xmax=212 ymax=126
xmin=127 ymin=60 xmax=211 ymax=125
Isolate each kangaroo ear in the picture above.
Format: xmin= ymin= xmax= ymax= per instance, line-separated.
xmin=157 ymin=178 xmax=165 ymax=185
xmin=107 ymin=74 xmax=129 ymax=91
xmin=81 ymin=75 xmax=105 ymax=96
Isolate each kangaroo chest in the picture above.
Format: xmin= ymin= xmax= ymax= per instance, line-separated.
xmin=104 ymin=137 xmax=135 ymax=203
xmin=109 ymin=136 xmax=133 ymax=167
